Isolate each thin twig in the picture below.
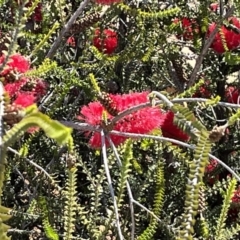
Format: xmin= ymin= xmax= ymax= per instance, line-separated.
xmin=60 ymin=121 xmax=101 ymax=132
xmin=112 ymin=97 xmax=240 ymax=126
xmin=100 ymin=130 xmax=123 ymax=240
xmin=106 ymin=135 xmax=135 ymax=240
xmin=173 ymin=98 xmax=240 ymax=108
xmin=109 ymin=131 xmax=240 ymax=182
xmin=107 ymin=135 xmax=173 ymax=236
xmin=132 ymin=199 xmax=162 ymax=222
xmin=7 ymin=147 xmax=61 ymax=191
xmin=46 ymin=0 xmax=91 ymax=59
xmin=151 ymin=91 xmax=174 ymax=108
xmin=61 ymin=96 xmax=240 ymax=134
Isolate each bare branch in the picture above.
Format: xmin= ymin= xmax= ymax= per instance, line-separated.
xmin=46 ymin=0 xmax=91 ymax=59
xmin=100 ymin=130 xmax=123 ymax=240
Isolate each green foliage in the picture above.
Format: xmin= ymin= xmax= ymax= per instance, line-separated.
xmin=138 ymin=162 xmax=165 ymax=240
xmin=30 ymin=22 xmax=60 ymax=57
xmin=116 ymin=139 xmax=133 ymax=207
xmin=2 ymin=0 xmax=240 ymax=239
xmin=118 ymin=3 xmax=180 ymax=20
xmin=23 ymin=0 xmax=41 ymax=22
xmin=215 ymin=178 xmax=237 ymax=239
xmin=0 ymin=206 xmax=12 ymax=240
xmin=38 ymin=196 xmax=59 ymax=240
xmin=26 ymin=58 xmax=58 ymax=77
xmin=177 ymin=79 xmax=205 ymax=98
xmin=3 ymin=106 xmax=73 ymax=150
xmin=63 ymin=165 xmax=78 ymax=240
xmin=177 ymin=131 xmax=212 ymax=239
xmin=199 ymin=216 xmax=209 ymax=239
xmin=218 ymin=27 xmax=228 ymax=53
xmin=228 ymin=108 xmax=240 ymax=126
xmin=220 ymin=223 xmax=240 ymax=240
xmin=224 ymin=52 xmax=240 ymax=65
xmin=171 ymin=104 xmax=207 ymax=141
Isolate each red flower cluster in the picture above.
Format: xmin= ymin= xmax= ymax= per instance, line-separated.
xmin=79 ymin=92 xmax=189 ymax=148
xmin=205 ymin=159 xmax=218 ymax=173
xmin=0 ymin=53 xmax=47 ymax=109
xmin=192 ymin=81 xmax=212 ymax=98
xmin=95 ymin=0 xmax=120 ymax=5
xmin=228 ymin=208 xmax=240 ymax=222
xmin=160 ymin=111 xmax=189 ymax=142
xmin=93 ymin=29 xmax=118 ymax=54
xmin=228 ymin=186 xmax=240 ymax=221
xmin=205 ymin=159 xmax=219 ymax=185
xmin=173 ymin=17 xmax=200 ymax=41
xmin=192 ymin=82 xmax=240 ymax=104
xmin=232 ymin=188 xmax=240 ymax=204
xmin=32 ymin=2 xmax=42 ymax=22
xmin=210 ymin=2 xmax=219 ymax=12
xmin=173 ymin=10 xmax=240 ymax=54
xmin=0 ymin=54 xmax=30 ymax=76
xmin=208 ymin=17 xmax=240 ymax=53
xmin=66 ymin=37 xmax=76 ymax=47
xmin=79 ymin=92 xmax=165 ymax=148
xmin=225 ymin=86 xmax=240 ymax=104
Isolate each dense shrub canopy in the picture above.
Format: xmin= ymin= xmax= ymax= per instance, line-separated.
xmin=1 ymin=0 xmax=240 ymax=240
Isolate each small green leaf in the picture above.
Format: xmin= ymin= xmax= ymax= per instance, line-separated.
xmin=205 ymin=95 xmax=221 ymax=106
xmin=0 ymin=214 xmax=11 ymax=222
xmin=224 ymin=52 xmax=240 ymax=65
xmin=3 ymin=111 xmax=73 ymax=150
xmin=22 ymin=112 xmax=73 ymax=146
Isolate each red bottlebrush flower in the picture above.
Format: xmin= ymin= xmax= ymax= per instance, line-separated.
xmin=95 ymin=0 xmax=120 ymax=5
xmin=232 ymin=188 xmax=240 ymax=204
xmin=13 ymin=92 xmax=36 ymax=107
xmin=66 ymin=37 xmax=76 ymax=47
xmin=34 ymin=79 xmax=48 ymax=98
xmin=205 ymin=159 xmax=218 ymax=173
xmin=4 ymin=78 xmax=28 ymax=98
xmin=27 ymin=126 xmax=39 ymax=134
xmin=4 ymin=77 xmax=47 ymax=101
xmin=207 ymin=175 xmax=219 ymax=185
xmin=78 ymin=92 xmax=165 ymax=148
xmin=226 ymin=181 xmax=240 ymax=223
xmin=225 ymin=86 xmax=239 ymax=103
xmin=229 ymin=187 xmax=240 ymax=221
xmin=205 ymin=159 xmax=219 ymax=185
xmin=0 ymin=53 xmax=30 ymax=77
xmin=208 ymin=17 xmax=240 ymax=53
xmin=192 ymin=85 xmax=211 ymax=98
xmin=93 ymin=29 xmax=118 ymax=54
xmin=33 ymin=3 xmax=42 ymax=22
xmin=160 ymin=111 xmax=189 ymax=142
xmin=210 ymin=2 xmax=219 ymax=12
xmin=173 ymin=17 xmax=200 ymax=41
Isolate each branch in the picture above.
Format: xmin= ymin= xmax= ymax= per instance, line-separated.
xmin=106 ymin=135 xmax=135 ymax=240
xmin=111 ymin=96 xmax=240 ymax=126
xmin=100 ymin=130 xmax=123 ymax=240
xmin=7 ymin=147 xmax=61 ymax=191
xmin=60 ymin=97 xmax=240 ymax=132
xmin=107 ymin=135 xmax=172 ymax=238
xmin=109 ymin=131 xmax=240 ymax=182
xmin=46 ymin=0 xmax=91 ymax=59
